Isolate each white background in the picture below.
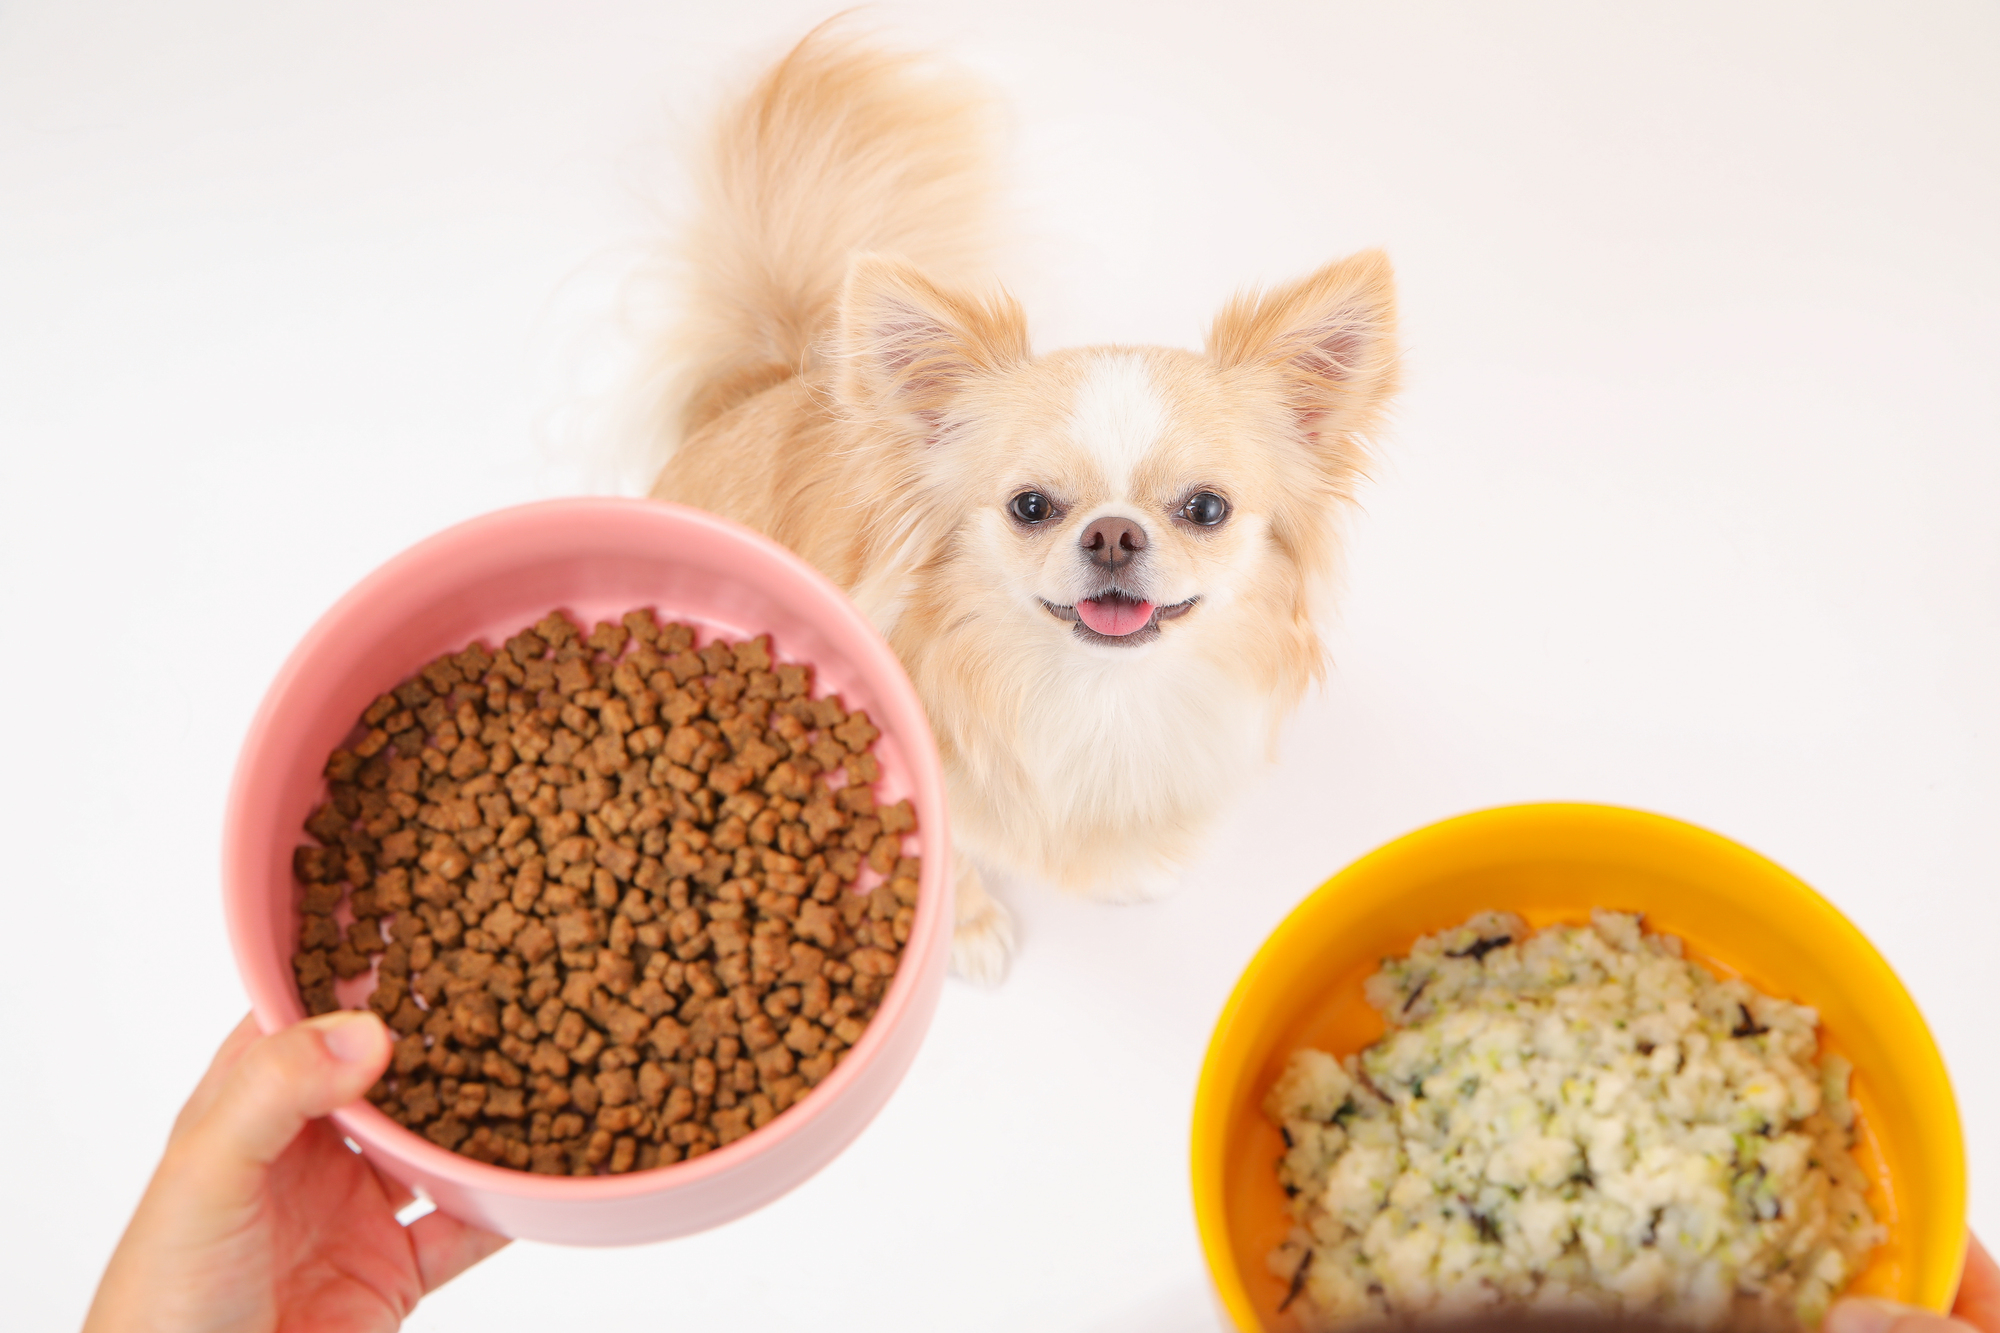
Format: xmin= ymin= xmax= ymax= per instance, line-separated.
xmin=3 ymin=2 xmax=1995 ymax=1328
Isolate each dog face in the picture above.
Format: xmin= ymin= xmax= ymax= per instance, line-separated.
xmin=951 ymin=349 xmax=1306 ymax=654
xmin=833 ymin=251 xmax=1397 ymax=692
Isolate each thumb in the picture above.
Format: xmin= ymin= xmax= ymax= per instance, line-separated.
xmin=1958 ymin=1235 xmax=2000 ymax=1333
xmin=180 ymin=1010 xmax=392 ymax=1173
xmin=1828 ymin=1298 xmax=1968 ymax=1333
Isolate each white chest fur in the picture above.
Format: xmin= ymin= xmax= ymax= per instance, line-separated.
xmin=936 ymin=629 xmax=1271 ymax=901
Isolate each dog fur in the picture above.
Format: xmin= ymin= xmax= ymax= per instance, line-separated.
xmin=644 ymin=27 xmax=1400 ymax=983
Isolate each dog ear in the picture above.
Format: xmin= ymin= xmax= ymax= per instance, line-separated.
xmin=833 ymin=254 xmax=1028 ymax=436
xmin=1206 ymin=249 xmax=1399 ymax=450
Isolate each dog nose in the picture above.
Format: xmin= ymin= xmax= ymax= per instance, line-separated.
xmin=1080 ymin=515 xmax=1147 ymax=570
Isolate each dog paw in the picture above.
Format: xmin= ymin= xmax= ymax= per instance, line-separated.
xmin=950 ymin=886 xmax=1014 ymax=987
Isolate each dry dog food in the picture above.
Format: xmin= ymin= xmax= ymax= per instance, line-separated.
xmin=290 ymin=608 xmax=919 ymax=1175
xmin=1265 ymin=911 xmax=1879 ymax=1330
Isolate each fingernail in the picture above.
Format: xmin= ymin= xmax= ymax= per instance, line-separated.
xmin=1826 ymin=1297 xmax=1914 ymax=1333
xmin=318 ymin=1011 xmax=384 ymax=1064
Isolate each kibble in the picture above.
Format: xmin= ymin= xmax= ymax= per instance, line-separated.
xmin=289 ymin=607 xmax=919 ymax=1175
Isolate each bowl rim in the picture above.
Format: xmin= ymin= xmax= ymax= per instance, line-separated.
xmin=223 ymin=495 xmax=952 ymax=1200
xmin=1189 ymin=800 xmax=1968 ymax=1330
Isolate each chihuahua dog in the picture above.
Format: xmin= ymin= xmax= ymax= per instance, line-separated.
xmin=643 ymin=28 xmax=1399 ymax=983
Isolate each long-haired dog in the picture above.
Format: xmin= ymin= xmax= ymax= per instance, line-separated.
xmin=642 ymin=28 xmax=1399 ymax=983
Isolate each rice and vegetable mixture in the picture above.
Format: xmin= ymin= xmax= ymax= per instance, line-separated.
xmin=1265 ymin=911 xmax=1880 ymax=1329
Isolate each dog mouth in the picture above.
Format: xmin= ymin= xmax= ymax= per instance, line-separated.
xmin=1038 ymin=590 xmax=1199 ymax=645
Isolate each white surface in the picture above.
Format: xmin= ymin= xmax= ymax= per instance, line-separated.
xmin=2 ymin=2 xmax=1994 ymax=1327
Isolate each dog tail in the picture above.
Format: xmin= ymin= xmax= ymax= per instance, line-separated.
xmin=649 ymin=24 xmax=1000 ymax=452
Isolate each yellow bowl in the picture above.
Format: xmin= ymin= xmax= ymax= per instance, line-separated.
xmin=1191 ymin=803 xmax=1965 ymax=1331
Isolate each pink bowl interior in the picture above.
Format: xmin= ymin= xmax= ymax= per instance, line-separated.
xmin=223 ymin=497 xmax=952 ymax=1245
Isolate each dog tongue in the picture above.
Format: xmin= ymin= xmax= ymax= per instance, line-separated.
xmin=1077 ymin=597 xmax=1155 ymax=636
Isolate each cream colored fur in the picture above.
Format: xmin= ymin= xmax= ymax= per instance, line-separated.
xmin=646 ymin=27 xmax=1400 ymax=984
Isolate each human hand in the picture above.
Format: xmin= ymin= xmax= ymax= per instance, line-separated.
xmin=84 ymin=1011 xmax=509 ymax=1333
xmin=1828 ymin=1234 xmax=2000 ymax=1333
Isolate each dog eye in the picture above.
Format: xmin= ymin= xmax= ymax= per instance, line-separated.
xmin=1009 ymin=491 xmax=1055 ymax=524
xmin=1181 ymin=491 xmax=1229 ymax=526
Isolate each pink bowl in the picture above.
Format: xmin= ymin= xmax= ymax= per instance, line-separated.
xmin=223 ymin=497 xmax=952 ymax=1245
